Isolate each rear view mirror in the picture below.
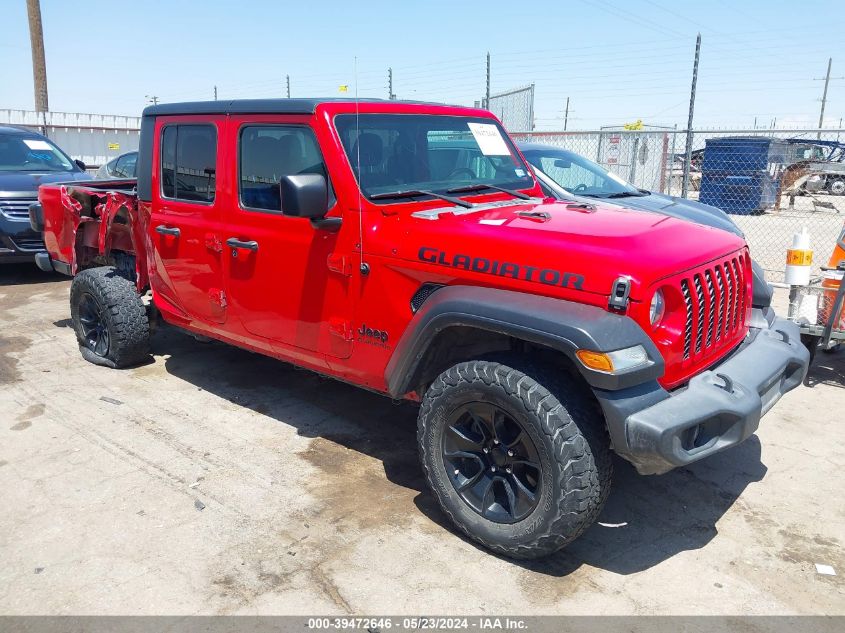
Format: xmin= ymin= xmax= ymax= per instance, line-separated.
xmin=553 ymin=158 xmax=571 ymax=168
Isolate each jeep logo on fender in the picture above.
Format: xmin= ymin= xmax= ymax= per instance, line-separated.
xmin=418 ymin=247 xmax=585 ymax=290
xmin=357 ymin=323 xmax=389 ymax=347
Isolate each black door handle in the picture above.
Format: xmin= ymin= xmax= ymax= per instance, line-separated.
xmin=226 ymin=238 xmax=259 ymax=252
xmin=155 ymin=225 xmax=180 ymax=237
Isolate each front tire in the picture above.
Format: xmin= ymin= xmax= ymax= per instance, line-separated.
xmin=70 ymin=266 xmax=150 ymax=368
xmin=418 ymin=359 xmax=611 ymax=559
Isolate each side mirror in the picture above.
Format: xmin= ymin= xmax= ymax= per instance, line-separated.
xmin=75 ymin=159 xmax=86 ymax=171
xmin=280 ymin=174 xmax=341 ymax=231
xmin=280 ymin=174 xmax=328 ymax=218
xmin=553 ymin=158 xmax=571 ymax=168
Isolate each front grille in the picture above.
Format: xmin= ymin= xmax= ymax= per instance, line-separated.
xmin=0 ymin=197 xmax=38 ymax=220
xmin=10 ymin=236 xmax=44 ymax=251
xmin=677 ymin=252 xmax=749 ymax=363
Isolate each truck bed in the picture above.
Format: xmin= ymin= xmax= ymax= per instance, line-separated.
xmin=37 ymin=179 xmax=147 ymax=287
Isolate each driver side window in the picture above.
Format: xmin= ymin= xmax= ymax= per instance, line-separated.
xmin=239 ymin=125 xmax=330 ymax=212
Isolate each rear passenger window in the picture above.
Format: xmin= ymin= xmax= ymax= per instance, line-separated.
xmin=160 ymin=124 xmax=217 ymax=203
xmin=239 ymin=126 xmax=329 ymax=211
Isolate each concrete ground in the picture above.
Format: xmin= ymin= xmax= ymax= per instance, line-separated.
xmin=0 ymin=263 xmax=843 ymax=615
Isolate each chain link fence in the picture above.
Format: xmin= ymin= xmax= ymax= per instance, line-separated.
xmin=485 ymin=85 xmax=535 ymax=132
xmin=513 ymin=128 xmax=845 ymax=282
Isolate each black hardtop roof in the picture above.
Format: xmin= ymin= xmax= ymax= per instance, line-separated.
xmin=142 ymin=97 xmax=449 ymax=117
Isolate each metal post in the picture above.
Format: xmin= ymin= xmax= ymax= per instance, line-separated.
xmin=388 ymin=67 xmax=395 ymax=100
xmin=681 ymin=33 xmax=701 ymax=199
xmin=214 ymin=85 xmax=217 ymax=101
xmin=484 ymin=52 xmax=490 ymax=109
xmin=668 ymin=124 xmax=677 ymax=196
xmin=26 ymin=0 xmax=49 ymax=114
xmin=286 ymin=75 xmax=290 ymax=98
xmin=528 ymin=83 xmax=535 ymax=131
xmin=564 ymin=97 xmax=570 ymax=131
xmin=629 ymin=136 xmax=640 ymax=184
xmin=817 ymin=57 xmax=832 ymax=139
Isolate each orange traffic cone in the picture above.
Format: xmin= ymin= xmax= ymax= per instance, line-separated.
xmin=819 ymin=221 xmax=845 ymax=330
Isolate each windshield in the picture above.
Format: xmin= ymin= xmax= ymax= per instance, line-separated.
xmin=334 ymin=114 xmax=534 ymax=202
xmin=522 ymin=148 xmax=641 ymax=198
xmin=0 ymin=133 xmax=76 ymax=172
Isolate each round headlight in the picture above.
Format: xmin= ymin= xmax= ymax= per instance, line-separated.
xmin=650 ymin=290 xmax=665 ymax=327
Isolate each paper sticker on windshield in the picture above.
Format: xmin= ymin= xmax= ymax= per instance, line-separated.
xmin=467 ymin=123 xmax=510 ymax=156
xmin=515 ymin=168 xmax=526 ymax=177
xmin=23 ymin=139 xmax=51 ymax=150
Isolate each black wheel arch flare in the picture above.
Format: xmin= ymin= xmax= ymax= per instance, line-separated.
xmin=384 ymin=285 xmax=664 ymax=397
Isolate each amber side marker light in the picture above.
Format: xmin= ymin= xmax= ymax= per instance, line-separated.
xmin=576 ymin=345 xmax=651 ymax=374
xmin=576 ymin=350 xmax=615 ymax=372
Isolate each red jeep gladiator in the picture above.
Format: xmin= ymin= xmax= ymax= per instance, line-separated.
xmin=30 ymin=99 xmax=809 ymax=559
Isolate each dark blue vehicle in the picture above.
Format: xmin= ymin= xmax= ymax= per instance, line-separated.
xmin=519 ymin=142 xmax=771 ymax=307
xmin=0 ymin=126 xmax=90 ymax=263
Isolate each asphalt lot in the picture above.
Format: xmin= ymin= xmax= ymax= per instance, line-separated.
xmin=1 ymin=262 xmax=843 ymax=615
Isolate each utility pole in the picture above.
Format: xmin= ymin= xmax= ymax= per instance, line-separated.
xmin=26 ymin=0 xmax=49 ymax=113
xmin=388 ymin=67 xmax=395 ymax=100
xmin=817 ymin=57 xmax=832 ymax=134
xmin=286 ymin=74 xmax=290 ymax=98
xmin=484 ymin=52 xmax=491 ymax=109
xmin=681 ymin=33 xmax=701 ymax=199
xmin=214 ymin=85 xmax=218 ymax=100
xmin=564 ymin=97 xmax=570 ymax=131
xmin=146 ymin=95 xmax=159 ymax=106
xmin=813 ymin=59 xmax=843 ymax=138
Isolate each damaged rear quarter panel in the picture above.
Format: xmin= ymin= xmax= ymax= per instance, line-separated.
xmin=39 ymin=183 xmax=149 ymax=290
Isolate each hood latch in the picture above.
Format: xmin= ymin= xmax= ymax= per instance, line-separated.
xmin=608 ymin=276 xmax=631 ymax=312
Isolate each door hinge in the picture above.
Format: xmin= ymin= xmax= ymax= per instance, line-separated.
xmin=327 ymin=253 xmax=352 ymax=276
xmin=328 ymin=318 xmax=353 ymax=341
xmin=209 ymin=288 xmax=227 ymax=308
xmin=205 ymin=233 xmax=223 ymax=253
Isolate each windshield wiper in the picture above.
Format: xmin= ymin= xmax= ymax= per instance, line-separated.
xmin=446 ymin=183 xmax=531 ymax=200
xmin=604 ymin=191 xmax=649 ymax=199
xmin=369 ymin=189 xmax=473 ymax=208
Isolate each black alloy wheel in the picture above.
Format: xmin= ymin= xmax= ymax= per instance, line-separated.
xmin=77 ymin=292 xmax=110 ymax=357
xmin=442 ymin=402 xmax=541 ymax=524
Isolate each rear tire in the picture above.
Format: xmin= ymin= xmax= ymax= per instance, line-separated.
xmin=829 ymin=179 xmax=845 ymax=196
xmin=70 ymin=266 xmax=150 ymax=368
xmin=418 ymin=359 xmax=612 ymax=559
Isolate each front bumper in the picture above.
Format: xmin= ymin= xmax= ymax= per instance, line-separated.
xmin=0 ymin=213 xmax=44 ymax=263
xmin=596 ymin=308 xmax=809 ymax=475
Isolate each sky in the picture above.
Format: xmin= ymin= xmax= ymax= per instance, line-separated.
xmin=1 ymin=0 xmax=843 ymax=131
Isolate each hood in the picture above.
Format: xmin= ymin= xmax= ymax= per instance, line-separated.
xmin=0 ymin=170 xmax=89 ymax=194
xmin=390 ymin=197 xmax=746 ymax=302
xmin=608 ymin=192 xmax=743 ymax=238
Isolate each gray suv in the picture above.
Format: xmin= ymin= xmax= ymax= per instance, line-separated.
xmin=0 ymin=126 xmax=90 ymax=263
